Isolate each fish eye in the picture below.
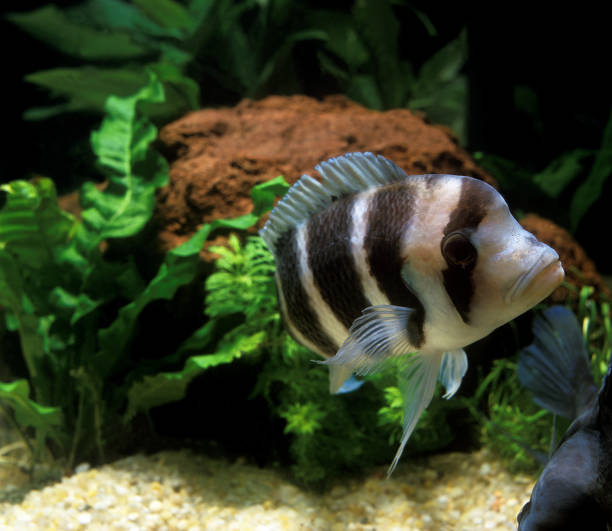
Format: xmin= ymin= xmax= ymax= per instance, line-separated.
xmin=442 ymin=232 xmax=476 ymax=267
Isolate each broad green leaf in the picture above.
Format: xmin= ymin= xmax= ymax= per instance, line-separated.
xmin=0 ymin=380 xmax=62 ymax=437
xmin=571 ymin=106 xmax=612 ymax=232
xmin=123 ymin=330 xmax=265 ymax=422
xmin=0 ymin=179 xmax=76 ymax=267
xmin=533 ymin=149 xmax=594 ymax=198
xmin=7 ymin=5 xmax=149 ymax=60
xmin=80 ymin=74 xmax=168 ymax=249
xmin=133 ymin=0 xmax=195 ymax=33
xmin=307 ymin=11 xmax=369 ymax=69
xmin=49 ymin=287 xmax=102 ymax=326
xmin=24 ymin=68 xmax=150 ymax=118
xmin=347 ymin=75 xmax=384 ymax=110
xmin=412 ymin=29 xmax=467 ymax=95
xmin=24 ymin=67 xmax=197 ymax=120
xmin=69 ymin=0 xmax=184 ymax=40
xmin=352 ymin=0 xmax=404 ymax=108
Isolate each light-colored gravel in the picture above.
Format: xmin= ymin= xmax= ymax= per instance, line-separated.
xmin=0 ymin=447 xmax=534 ymax=530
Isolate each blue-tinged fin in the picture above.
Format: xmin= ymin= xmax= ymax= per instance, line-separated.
xmin=518 ymin=306 xmax=598 ymax=420
xmin=334 ymin=375 xmax=366 ymax=394
xmin=260 ymin=152 xmax=408 ymax=254
xmin=439 ymin=349 xmax=468 ymax=399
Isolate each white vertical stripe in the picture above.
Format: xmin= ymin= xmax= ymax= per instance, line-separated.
xmin=274 ymin=271 xmax=325 ymax=357
xmin=350 ymin=190 xmax=391 ymax=306
xmin=399 ymin=176 xmax=474 ymax=351
xmin=296 ymin=224 xmax=349 ymax=347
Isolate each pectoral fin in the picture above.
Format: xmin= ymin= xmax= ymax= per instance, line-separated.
xmin=323 ymin=305 xmax=417 ymax=375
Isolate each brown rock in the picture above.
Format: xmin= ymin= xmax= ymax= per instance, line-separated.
xmin=520 ymin=213 xmax=610 ymax=301
xmin=155 ymin=94 xmax=495 ymax=252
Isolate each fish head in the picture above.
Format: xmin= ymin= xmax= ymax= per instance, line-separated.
xmin=460 ymin=193 xmax=564 ymax=330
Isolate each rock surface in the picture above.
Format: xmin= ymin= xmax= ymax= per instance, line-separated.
xmin=155 ymin=94 xmax=495 ymax=247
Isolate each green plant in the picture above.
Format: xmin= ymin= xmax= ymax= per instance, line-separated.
xmin=0 ymin=74 xmax=288 ymax=468
xmin=312 ymin=4 xmax=468 ymax=141
xmin=465 ymin=286 xmax=612 ymax=474
xmin=465 ymin=359 xmax=565 ymax=473
xmin=7 ymin=0 xmax=325 ymax=121
xmin=571 ymin=285 xmax=611 ymax=385
xmin=8 ymin=1 xmax=469 ymax=142
xmin=474 ymin=104 xmax=612 ymax=233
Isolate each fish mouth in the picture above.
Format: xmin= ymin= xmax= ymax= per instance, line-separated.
xmin=505 ymin=249 xmax=564 ymax=305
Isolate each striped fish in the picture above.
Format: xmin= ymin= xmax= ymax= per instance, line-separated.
xmin=260 ymin=152 xmax=564 ymax=474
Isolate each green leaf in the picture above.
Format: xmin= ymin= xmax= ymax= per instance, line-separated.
xmin=352 ymin=0 xmax=405 ymax=108
xmin=308 ymin=11 xmax=369 ymax=69
xmin=49 ymin=287 xmax=102 ymax=326
xmin=0 ymin=179 xmax=77 ymax=268
xmin=133 ymin=0 xmax=196 ymax=33
xmin=69 ymin=0 xmax=184 ymax=40
xmin=570 ymin=106 xmax=612 ymax=232
xmin=123 ymin=330 xmax=266 ymax=422
xmin=7 ymin=5 xmax=150 ymax=60
xmin=0 ymin=380 xmax=62 ymax=438
xmin=532 ymin=149 xmax=594 ymax=198
xmin=24 ymin=68 xmax=150 ymax=118
xmin=24 ymin=66 xmax=197 ymax=120
xmin=79 ymin=74 xmax=169 ymax=249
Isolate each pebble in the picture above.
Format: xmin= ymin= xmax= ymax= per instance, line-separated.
xmin=0 ymin=448 xmax=536 ymax=530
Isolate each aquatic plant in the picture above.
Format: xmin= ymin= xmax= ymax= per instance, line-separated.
xmin=0 ymin=75 xmax=286 ymax=468
xmin=474 ymin=105 xmax=612 ymax=233
xmin=7 ymin=0 xmax=466 ymax=139
xmin=469 ymin=286 xmax=611 ymax=473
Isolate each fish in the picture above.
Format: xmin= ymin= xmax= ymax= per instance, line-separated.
xmin=260 ymin=152 xmax=564 ymax=474
xmin=518 ymin=305 xmax=598 ymax=421
xmin=517 ymin=306 xmax=612 ymax=530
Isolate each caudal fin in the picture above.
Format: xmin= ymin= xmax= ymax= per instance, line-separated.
xmin=518 ymin=306 xmax=598 ymax=420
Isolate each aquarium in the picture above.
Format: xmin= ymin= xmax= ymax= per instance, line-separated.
xmin=1 ymin=1 xmax=611 ymax=529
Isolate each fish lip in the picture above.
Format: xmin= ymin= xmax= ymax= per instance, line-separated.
xmin=505 ymin=249 xmax=561 ymax=305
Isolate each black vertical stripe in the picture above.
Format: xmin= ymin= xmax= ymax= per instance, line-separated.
xmin=364 ymin=182 xmax=426 ymax=348
xmin=442 ymin=177 xmax=493 ymax=323
xmin=275 ymin=229 xmax=338 ymax=356
xmin=306 ymin=195 xmax=371 ymax=329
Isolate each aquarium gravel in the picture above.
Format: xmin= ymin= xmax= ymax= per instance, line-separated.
xmin=0 ymin=448 xmax=533 ymax=530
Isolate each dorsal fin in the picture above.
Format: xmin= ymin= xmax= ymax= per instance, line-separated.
xmin=260 ymin=152 xmax=408 ymax=253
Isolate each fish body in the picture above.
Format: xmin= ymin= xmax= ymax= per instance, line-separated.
xmin=517 ymin=307 xmax=612 ymax=530
xmin=261 ymin=152 xmax=564 ymax=473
